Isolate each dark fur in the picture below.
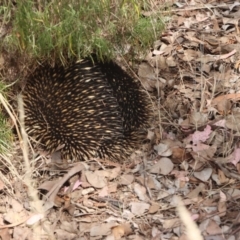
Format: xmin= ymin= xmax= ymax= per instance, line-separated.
xmin=23 ymin=59 xmax=151 ymax=161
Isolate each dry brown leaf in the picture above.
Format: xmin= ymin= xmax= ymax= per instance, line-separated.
xmin=150 ymin=158 xmax=174 ymax=175
xmin=151 ymin=226 xmax=161 ymax=239
xmin=85 ymin=170 xmax=107 ymax=189
xmin=55 ymin=229 xmax=77 ymax=240
xmin=166 ymin=56 xmax=176 ymax=67
xmin=218 ymin=170 xmax=228 ymax=184
xmin=171 ymin=170 xmax=189 ymax=182
xmin=146 ymin=175 xmax=161 ymax=190
xmin=216 ymin=99 xmax=232 ymax=115
xmin=130 ymin=202 xmax=150 ymax=216
xmin=138 ymin=62 xmax=156 ymax=80
xmin=13 ymin=227 xmax=33 ymax=240
xmin=227 ymin=188 xmax=240 ymax=200
xmin=112 ymin=223 xmax=132 ymax=239
xmin=179 ymin=235 xmax=189 ymax=240
xmin=112 ymin=225 xmax=125 ymax=239
xmin=98 ymin=186 xmax=109 ymax=197
xmin=191 ymin=146 xmax=216 ymax=162
xmin=161 ymin=218 xmax=180 ymax=229
xmin=3 ymin=210 xmax=29 ymax=225
xmin=90 ymin=222 xmax=117 ymax=237
xmin=157 ymin=190 xmax=170 ymax=200
xmin=153 ymin=55 xmax=168 ymax=70
xmin=0 ymin=180 xmax=5 ymax=191
xmin=149 ymin=203 xmax=160 ymax=214
xmin=206 ymin=220 xmax=222 ymax=235
xmin=182 ymin=49 xmax=200 ymax=61
xmin=212 ymin=169 xmax=229 ymax=185
xmin=133 ymin=183 xmax=149 ymax=201
xmin=119 ymin=174 xmax=134 ymax=185
xmin=154 ymin=143 xmax=172 ymax=156
xmin=44 ymin=163 xmax=86 ymax=207
xmin=60 ymin=220 xmax=78 ymax=234
xmin=0 ymin=228 xmax=10 ymax=240
xmin=212 ymin=93 xmax=240 ymax=106
xmin=171 ymin=147 xmax=191 ymax=163
xmin=38 ymin=180 xmax=59 ymax=192
xmin=194 ymin=168 xmax=212 ymax=182
xmin=191 ymin=125 xmax=212 ymax=145
xmin=108 ymin=183 xmax=118 ymax=193
xmin=108 ymin=167 xmax=121 ymax=180
xmin=189 ymin=112 xmax=208 ymax=126
xmin=218 ymin=201 xmax=226 ymax=217
xmin=186 ymin=183 xmax=205 ymax=199
xmin=8 ymin=198 xmax=24 ymax=213
xmin=226 ymin=113 xmax=240 ymax=131
xmin=82 ymin=187 xmax=94 ymax=195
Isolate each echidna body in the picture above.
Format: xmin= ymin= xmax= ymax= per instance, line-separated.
xmin=23 ymin=59 xmax=151 ymax=161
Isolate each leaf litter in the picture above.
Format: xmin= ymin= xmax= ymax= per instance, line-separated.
xmin=2 ymin=0 xmax=240 ymax=239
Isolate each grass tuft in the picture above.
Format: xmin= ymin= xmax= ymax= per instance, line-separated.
xmin=0 ymin=82 xmax=13 ymax=154
xmin=1 ymin=0 xmax=164 ymax=63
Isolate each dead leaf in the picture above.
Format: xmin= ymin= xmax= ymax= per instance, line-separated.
xmin=212 ymin=93 xmax=240 ymax=106
xmin=85 ymin=170 xmax=107 ymax=189
xmin=230 ymin=148 xmax=240 ymax=165
xmin=44 ymin=163 xmax=86 ymax=207
xmin=138 ymin=62 xmax=156 ymax=80
xmin=191 ymin=125 xmax=212 ymax=145
xmin=90 ymin=223 xmax=117 ymax=237
xmin=194 ymin=168 xmax=212 ymax=182
xmin=226 ymin=113 xmax=240 ymax=131
xmin=154 ymin=143 xmax=172 ymax=156
xmin=171 ymin=170 xmax=189 ymax=182
xmin=187 ymin=183 xmax=205 ymax=199
xmin=108 ymin=167 xmax=121 ymax=180
xmin=60 ymin=220 xmax=78 ymax=234
xmin=119 ymin=174 xmax=134 ymax=185
xmin=149 ymin=203 xmax=160 ymax=214
xmin=13 ymin=227 xmax=33 ymax=240
xmin=166 ymin=56 xmax=177 ymax=67
xmin=157 ymin=190 xmax=170 ymax=200
xmin=150 ymin=158 xmax=174 ymax=175
xmin=130 ymin=202 xmax=150 ymax=216
xmin=0 ymin=180 xmax=5 ymax=191
xmin=55 ymin=229 xmax=77 ymax=240
xmin=189 ymin=112 xmax=208 ymax=126
xmin=3 ymin=210 xmax=28 ymax=224
xmin=162 ymin=218 xmax=180 ymax=229
xmin=98 ymin=186 xmax=109 ymax=197
xmin=82 ymin=187 xmax=94 ymax=195
xmin=112 ymin=225 xmax=124 ymax=239
xmin=133 ymin=183 xmax=149 ymax=201
xmin=206 ymin=220 xmax=222 ymax=235
xmin=171 ymin=147 xmax=191 ymax=163
xmin=0 ymin=228 xmax=10 ymax=240
xmin=218 ymin=191 xmax=226 ymax=217
xmin=9 ymin=198 xmax=23 ymax=213
xmin=112 ymin=223 xmax=132 ymax=239
xmin=227 ymin=189 xmax=240 ymax=200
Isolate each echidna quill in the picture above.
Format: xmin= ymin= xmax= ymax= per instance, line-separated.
xmin=22 ymin=59 xmax=152 ymax=161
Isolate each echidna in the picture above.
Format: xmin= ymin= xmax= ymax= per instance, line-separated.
xmin=22 ymin=59 xmax=151 ymax=161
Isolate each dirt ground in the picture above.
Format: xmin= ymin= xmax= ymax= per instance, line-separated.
xmin=1 ymin=0 xmax=240 ymax=239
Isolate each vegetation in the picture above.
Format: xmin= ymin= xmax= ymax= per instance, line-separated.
xmin=0 ymin=81 xmax=13 ymax=154
xmin=1 ymin=0 xmax=164 ymax=63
